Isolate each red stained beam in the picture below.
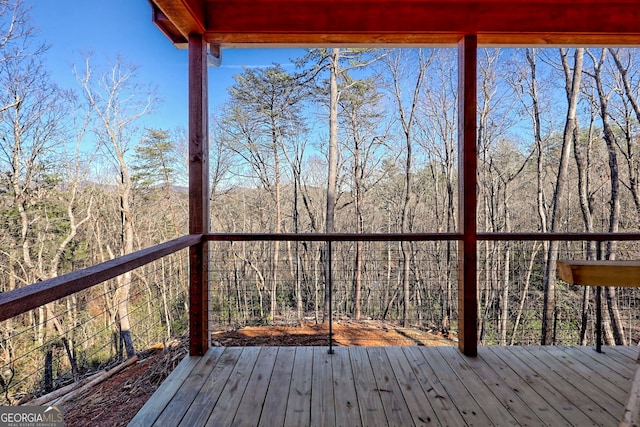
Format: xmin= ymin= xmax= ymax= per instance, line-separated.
xmin=188 ymin=34 xmax=210 ymax=356
xmin=150 ymin=0 xmax=640 ymax=47
xmin=457 ymin=34 xmax=478 ymax=357
xmin=204 ymin=0 xmax=640 ymax=46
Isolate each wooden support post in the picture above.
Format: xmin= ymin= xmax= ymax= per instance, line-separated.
xmin=457 ymin=34 xmax=478 ymax=357
xmin=188 ymin=34 xmax=210 ymax=356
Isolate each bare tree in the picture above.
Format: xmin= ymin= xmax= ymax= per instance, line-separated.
xmin=382 ymin=49 xmax=431 ymax=327
xmin=219 ymin=64 xmax=306 ymax=323
xmin=416 ymin=49 xmax=458 ymax=333
xmin=586 ymin=48 xmax=626 ymax=345
xmin=339 ymin=75 xmax=387 ymax=320
xmin=610 ymin=49 xmax=640 ymax=227
xmin=76 ymin=55 xmax=155 ymax=358
xmin=541 ymin=48 xmax=584 ymax=345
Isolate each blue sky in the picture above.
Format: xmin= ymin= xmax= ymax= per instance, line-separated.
xmin=30 ymin=0 xmax=299 ymax=132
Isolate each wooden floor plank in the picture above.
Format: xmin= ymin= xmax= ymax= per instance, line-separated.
xmin=284 ymin=347 xmax=313 ymax=427
xmin=130 ymin=345 xmax=635 ymax=427
xmin=416 ymin=346 xmax=494 ymax=426
xmin=232 ymin=347 xmax=279 ymax=427
xmin=524 ymin=346 xmax=628 ymax=418
xmin=366 ymin=347 xmax=414 ymax=427
xmin=349 ymin=346 xmax=388 ymax=427
xmin=402 ymin=346 xmax=466 ymax=427
xmin=479 ymin=347 xmax=572 ymax=427
xmin=204 ymin=346 xmax=261 ymax=427
xmin=330 ymin=347 xmax=361 ymax=427
xmin=558 ymin=346 xmax=634 ymax=395
xmin=258 ymin=347 xmax=296 ymax=427
xmin=510 ymin=346 xmax=619 ymax=426
xmin=310 ymin=347 xmax=336 ymax=427
xmin=178 ymin=347 xmax=243 ymax=427
xmin=435 ymin=346 xmax=522 ymax=426
xmin=547 ymin=346 xmax=630 ymax=403
xmin=582 ymin=346 xmax=637 ymax=377
xmin=128 ymin=353 xmax=201 ymax=427
xmin=453 ymin=347 xmax=548 ymax=426
xmin=612 ymin=345 xmax=640 ymax=362
xmin=151 ymin=347 xmax=224 ymax=427
xmin=384 ymin=346 xmax=440 ymax=426
xmin=488 ymin=347 xmax=596 ymax=426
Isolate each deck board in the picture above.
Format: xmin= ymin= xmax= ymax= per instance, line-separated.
xmin=232 ymin=346 xmax=279 ymax=426
xmin=257 ymin=346 xmax=295 ymax=427
xmin=477 ymin=347 xmax=567 ymax=426
xmin=205 ymin=346 xmax=261 ymax=426
xmin=310 ymin=347 xmax=336 ymax=427
xmin=153 ymin=347 xmax=224 ymax=426
xmin=402 ymin=346 xmax=465 ymax=426
xmin=556 ymin=346 xmax=632 ymax=396
xmin=418 ymin=346 xmax=494 ymax=425
xmin=177 ymin=346 xmax=243 ymax=427
xmin=510 ymin=346 xmax=617 ymax=426
xmin=349 ymin=346 xmax=388 ymax=426
xmin=130 ymin=345 xmax=637 ymax=427
xmin=443 ymin=346 xmax=545 ymax=426
xmin=385 ymin=346 xmax=440 ymax=426
xmin=331 ymin=347 xmax=361 ymax=427
xmin=283 ymin=346 xmax=313 ymax=427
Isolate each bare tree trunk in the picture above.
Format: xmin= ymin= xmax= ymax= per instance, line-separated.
xmin=588 ymin=48 xmax=627 ymax=345
xmin=610 ymin=49 xmax=640 ymax=226
xmin=117 ymin=170 xmax=136 ymax=358
xmin=271 ymin=132 xmax=282 ymax=324
xmin=542 ymin=48 xmax=584 ymax=345
xmin=510 ymin=243 xmax=539 ymax=345
xmin=525 ymin=49 xmax=550 ymax=239
xmin=324 ymin=48 xmax=340 ymax=322
xmin=573 ymin=90 xmax=598 ymax=344
xmin=384 ymin=49 xmax=428 ymax=327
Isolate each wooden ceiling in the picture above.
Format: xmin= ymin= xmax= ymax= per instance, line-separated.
xmin=149 ymin=0 xmax=640 ymax=48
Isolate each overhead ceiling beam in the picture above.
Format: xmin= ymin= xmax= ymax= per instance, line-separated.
xmin=204 ymin=0 xmax=640 ymax=47
xmin=150 ymin=0 xmax=640 ymax=47
xmin=150 ymin=0 xmax=206 ymax=47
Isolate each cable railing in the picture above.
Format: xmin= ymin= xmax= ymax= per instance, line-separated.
xmin=2 ymin=231 xmax=640 ymax=403
xmin=207 ymin=233 xmax=640 ymax=348
xmin=0 ymin=236 xmax=197 ymax=404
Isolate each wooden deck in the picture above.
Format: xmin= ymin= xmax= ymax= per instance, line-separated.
xmin=129 ymin=345 xmax=638 ymax=426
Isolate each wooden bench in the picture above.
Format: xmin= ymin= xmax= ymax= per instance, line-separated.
xmin=557 ymin=260 xmax=640 ymax=353
xmin=557 ymin=260 xmax=640 ymax=287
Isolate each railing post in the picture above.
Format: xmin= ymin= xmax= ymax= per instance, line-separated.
xmin=188 ymin=34 xmax=210 ymax=356
xmin=457 ymin=34 xmax=478 ymax=357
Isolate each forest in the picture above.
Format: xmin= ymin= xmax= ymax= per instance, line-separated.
xmin=2 ymin=0 xmax=640 ymax=403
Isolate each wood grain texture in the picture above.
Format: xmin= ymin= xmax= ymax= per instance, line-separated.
xmin=150 ymin=0 xmax=640 ymax=47
xmin=558 ymin=260 xmax=640 ymax=287
xmin=457 ymin=34 xmax=478 ymax=357
xmin=188 ymin=34 xmax=210 ymax=356
xmin=133 ymin=345 xmax=637 ymax=427
xmin=0 ymin=235 xmax=199 ymax=322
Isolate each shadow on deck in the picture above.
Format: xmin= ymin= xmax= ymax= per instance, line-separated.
xmin=129 ymin=345 xmax=638 ymax=426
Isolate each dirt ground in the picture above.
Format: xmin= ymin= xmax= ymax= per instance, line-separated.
xmin=54 ymin=321 xmax=454 ymax=426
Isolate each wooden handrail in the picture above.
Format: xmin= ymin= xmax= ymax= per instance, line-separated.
xmin=206 ymin=232 xmax=462 ymax=241
xmin=479 ymin=232 xmax=640 ymax=241
xmin=4 ymin=231 xmax=640 ymax=324
xmin=0 ymin=234 xmax=202 ymax=322
xmin=205 ymin=232 xmax=640 ymax=242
